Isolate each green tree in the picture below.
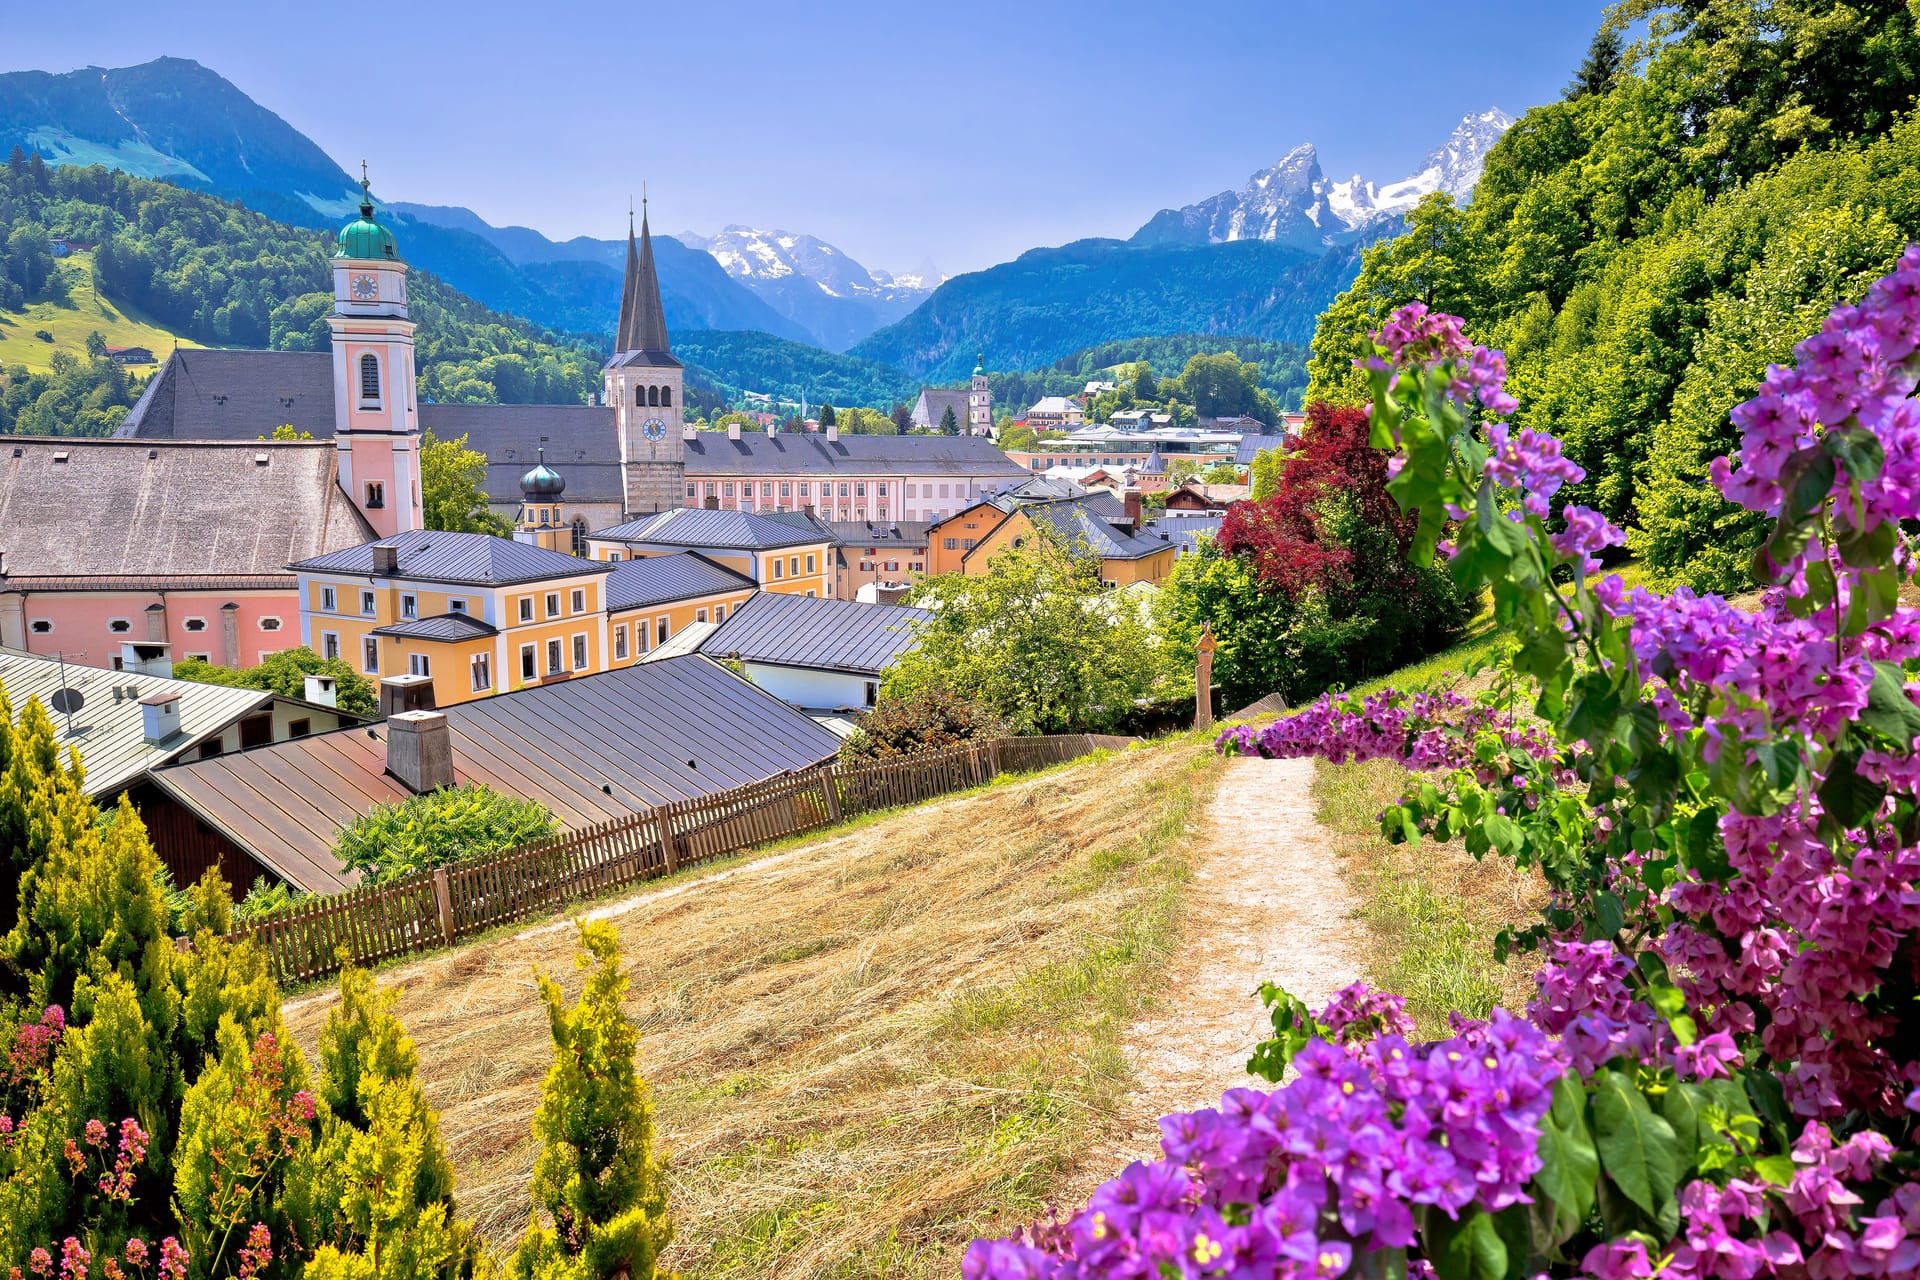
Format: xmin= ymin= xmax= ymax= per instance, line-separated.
xmin=1131 ymin=362 xmax=1157 ymax=401
xmin=889 ymin=402 xmax=913 ymax=433
xmin=173 ymin=646 xmax=379 ymax=719
xmin=937 ymin=404 xmax=959 ymax=435
xmin=510 ymin=922 xmax=671 ymax=1280
xmin=422 ymin=430 xmax=513 ymax=536
xmin=997 ymin=423 xmax=1040 ymax=452
xmin=1564 ymin=20 xmax=1625 ymax=98
xmin=817 ymin=401 xmax=836 ymax=427
xmin=333 ymin=783 xmax=556 ymax=883
xmin=889 ymin=533 xmax=1175 ymax=733
xmin=83 ymin=330 xmax=107 ymax=359
xmin=1248 ymin=446 xmax=1286 ymax=500
xmin=838 ymin=688 xmax=1003 ymax=762
xmin=1200 ymin=462 xmax=1242 ymax=485
xmin=264 ymin=424 xmax=313 ymax=440
xmin=1155 ymin=539 xmax=1295 ymax=711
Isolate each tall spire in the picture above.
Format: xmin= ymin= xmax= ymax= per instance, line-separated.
xmin=613 ymin=197 xmax=671 ymax=357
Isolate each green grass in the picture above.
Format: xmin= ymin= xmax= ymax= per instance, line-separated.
xmin=0 ymin=251 xmax=199 ymax=371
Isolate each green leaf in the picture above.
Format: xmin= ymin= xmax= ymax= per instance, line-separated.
xmin=1661 ymin=1082 xmax=1704 ymax=1175
xmin=1823 ymin=423 xmax=1886 ymax=487
xmin=1817 ymin=749 xmax=1886 ymax=829
xmin=1591 ymin=1068 xmax=1679 ymax=1219
xmin=1531 ymin=1073 xmax=1599 ymax=1245
xmin=1862 ymin=662 xmax=1920 ymax=750
xmin=1834 ymin=515 xmax=1897 ymax=569
xmin=1483 ymin=813 xmax=1524 ymax=858
xmin=1779 ymin=446 xmax=1837 ymax=520
xmin=1753 ymin=1154 xmax=1796 ymax=1186
xmin=1424 ymin=1207 xmax=1510 ymax=1280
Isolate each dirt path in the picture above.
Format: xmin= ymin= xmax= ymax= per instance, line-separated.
xmin=1081 ymin=754 xmax=1366 ymax=1175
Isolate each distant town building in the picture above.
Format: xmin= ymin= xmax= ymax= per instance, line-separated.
xmin=911 ymin=357 xmax=994 ymax=437
xmin=828 ymin=520 xmax=931 ymax=600
xmin=925 ymin=478 xmax=1175 ymax=588
xmin=1025 ymin=396 xmax=1084 ymax=427
xmin=104 ymin=345 xmax=156 ymax=365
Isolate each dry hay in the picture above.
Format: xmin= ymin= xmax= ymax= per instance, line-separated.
xmin=283 ymin=740 xmax=1225 ymax=1279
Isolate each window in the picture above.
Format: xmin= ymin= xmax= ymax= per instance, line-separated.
xmin=609 ymin=551 xmax=623 ymax=562
xmin=108 ymin=618 xmax=131 ymax=634
xmin=878 ymin=483 xmax=888 ymax=496
xmin=259 ymin=616 xmax=282 ymax=632
xmin=685 ymin=483 xmax=696 ymax=498
xmin=771 ymin=558 xmax=784 ymax=580
xmin=321 ymin=586 xmax=337 ymax=612
xmin=656 ymin=616 xmax=670 ymax=648
xmin=519 ymin=596 xmax=533 ymax=623
xmin=943 ymin=538 xmax=958 ymax=550
xmin=184 ymin=652 xmax=212 ymax=663
xmin=780 ymin=482 xmax=791 ymax=496
xmin=546 ymin=638 xmax=563 ymax=674
xmin=785 ymin=556 xmax=797 ymax=577
xmin=839 ymin=483 xmax=850 ymax=497
xmin=545 ymin=593 xmax=560 ymax=618
xmin=361 ymin=589 xmax=376 ymax=615
xmin=635 ymin=386 xmax=646 ymax=407
xmin=470 ymin=652 xmax=491 ymax=691
xmin=962 ymin=539 xmax=977 ymax=550
xmin=647 ymin=385 xmax=659 ymax=407
xmin=570 ymin=588 xmax=585 ymax=614
xmin=885 ymin=560 xmax=898 ymax=572
xmin=660 ymin=386 xmax=672 ymax=407
xmin=573 ymin=634 xmax=588 ymax=670
xmin=911 ymin=561 xmax=924 ymax=572
xmin=198 ymin=740 xmax=223 ymax=761
xmin=365 ymin=480 xmax=385 ymax=509
xmin=571 ymin=518 xmax=587 ymax=555
xmin=400 ymin=593 xmax=418 ymax=619
xmin=696 ymin=607 xmax=708 ymax=623
xmin=363 ymin=636 xmax=378 ymax=673
xmin=939 ymin=484 xmax=951 ymax=497
xmin=714 ymin=603 xmax=725 ymax=622
xmin=448 ymin=598 xmax=467 ymax=615
xmin=520 ymin=643 xmax=536 ymax=681
xmin=723 ymin=482 xmax=735 ymax=497
xmin=705 ymin=482 xmax=717 ymax=497
xmin=865 ymin=681 xmax=878 ymax=706
xmin=28 ymin=620 xmax=50 ymax=635
xmin=182 ymin=617 xmax=207 ymax=633
xmin=359 ymin=353 xmax=381 ymax=402
xmin=855 ymin=482 xmax=867 ymax=496
xmin=614 ymin=625 xmax=628 ymax=661
xmin=409 ymin=653 xmax=431 ymax=678
xmin=799 ymin=483 xmax=810 ymax=496
xmin=288 ymin=718 xmax=311 ymax=738
xmin=761 ymin=482 xmax=773 ymax=496
xmin=806 ymin=553 xmax=817 ymax=573
xmin=859 ymin=561 xmax=873 ymax=572
xmin=805 ymin=589 xmax=817 ymax=598
xmin=322 ymin=631 xmax=340 ymax=661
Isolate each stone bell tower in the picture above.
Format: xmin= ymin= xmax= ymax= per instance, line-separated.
xmin=604 ymin=200 xmax=685 ymax=515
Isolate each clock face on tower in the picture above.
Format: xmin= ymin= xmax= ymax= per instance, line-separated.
xmin=350 ymin=273 xmax=378 ymax=300
xmin=642 ymin=418 xmax=667 ymax=442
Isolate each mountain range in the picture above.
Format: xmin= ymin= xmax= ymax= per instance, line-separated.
xmin=0 ymin=56 xmax=1511 ymax=399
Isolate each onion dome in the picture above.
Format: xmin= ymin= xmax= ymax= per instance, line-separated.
xmin=973 ymin=351 xmax=986 ymax=377
xmin=335 ymin=165 xmax=399 ymax=261
xmin=520 ymin=448 xmax=566 ymax=499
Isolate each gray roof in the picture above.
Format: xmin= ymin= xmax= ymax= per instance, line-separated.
xmin=683 ymin=431 xmax=1025 ymax=479
xmin=825 ymin=520 xmax=933 ymax=547
xmin=592 ymin=506 xmax=839 ymax=551
xmin=611 ymin=212 xmax=678 ymax=366
xmin=604 ymin=553 xmax=757 ymax=611
xmin=985 ymin=475 xmax=1127 ymax=520
xmin=118 ymin=348 xmax=337 ymax=440
xmin=701 ymin=592 xmax=929 ymax=677
xmin=1141 ymin=514 xmax=1225 ymax=554
xmin=1235 ymin=433 xmax=1292 ymax=465
xmin=913 ymin=387 xmax=970 ymax=427
xmin=0 ymin=648 xmax=274 ymax=797
xmin=1022 ymin=500 xmax=1170 ymax=562
xmin=0 ymin=438 xmax=374 ymax=582
xmin=421 ymin=403 xmax=627 ymax=506
xmin=148 ymin=655 xmax=843 ymax=894
xmin=370 ymin=612 xmax=500 ymax=641
xmin=292 ymin=530 xmax=609 ymax=586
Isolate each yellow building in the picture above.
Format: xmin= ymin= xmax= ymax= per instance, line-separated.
xmin=293 ymin=530 xmax=613 ymax=707
xmin=602 ymin=552 xmax=758 ymax=665
xmin=927 ymin=493 xmax=1175 ymax=587
xmin=585 ymin=507 xmax=836 ymax=598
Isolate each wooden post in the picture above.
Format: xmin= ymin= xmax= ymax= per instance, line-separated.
xmin=659 ymin=812 xmax=680 ymax=875
xmin=1196 ymin=622 xmax=1217 ymax=731
xmin=821 ymin=767 xmax=844 ymax=825
xmin=988 ymin=738 xmax=1002 ymax=777
xmin=432 ymin=866 xmax=455 ymax=944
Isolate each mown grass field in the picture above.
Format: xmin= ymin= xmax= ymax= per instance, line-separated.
xmin=281 ymin=740 xmax=1227 ymax=1279
xmin=0 ymin=251 xmax=197 ymax=371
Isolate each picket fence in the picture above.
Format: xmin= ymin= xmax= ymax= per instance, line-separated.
xmin=225 ymin=733 xmax=1132 ymax=984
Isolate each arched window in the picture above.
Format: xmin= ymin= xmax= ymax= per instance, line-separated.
xmin=359 ymin=353 xmax=381 ymax=402
xmin=635 ymin=385 xmax=645 ymax=407
xmin=660 ymin=386 xmax=672 ymax=407
xmin=647 ymin=385 xmax=659 ymax=407
xmin=570 ymin=517 xmax=588 ymax=555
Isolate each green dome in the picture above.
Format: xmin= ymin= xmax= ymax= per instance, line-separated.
xmin=520 ymin=450 xmax=565 ymax=498
xmin=335 ymin=192 xmax=399 ymax=262
xmin=973 ymin=350 xmax=986 ymax=377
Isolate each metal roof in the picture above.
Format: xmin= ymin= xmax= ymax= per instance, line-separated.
xmin=1020 ymin=500 xmax=1172 ymax=562
xmin=147 ymin=655 xmax=843 ymax=895
xmin=639 ymin=620 xmax=716 ymax=662
xmin=592 ymin=506 xmax=839 ymax=552
xmin=700 ymin=592 xmax=929 ymax=677
xmin=1141 ymin=514 xmax=1225 ymax=554
xmin=604 ymin=553 xmax=757 ymax=612
xmin=370 ymin=612 xmax=499 ymax=641
xmin=825 ymin=520 xmax=934 ymax=547
xmin=1235 ymin=434 xmax=1288 ymax=466
xmin=682 ymin=431 xmax=1026 ymax=479
xmin=0 ymin=648 xmax=273 ymax=797
xmin=291 ymin=529 xmax=610 ymax=586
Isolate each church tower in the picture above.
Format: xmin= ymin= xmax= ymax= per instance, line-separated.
xmin=604 ymin=202 xmax=685 ymax=515
xmin=969 ymin=353 xmax=993 ymax=437
xmin=329 ymin=167 xmax=422 ymax=537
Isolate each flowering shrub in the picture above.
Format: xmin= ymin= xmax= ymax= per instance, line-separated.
xmin=967 ymin=249 xmax=1920 ymax=1278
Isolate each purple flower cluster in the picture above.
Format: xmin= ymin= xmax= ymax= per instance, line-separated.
xmin=965 ymin=1007 xmax=1562 ymax=1280
xmin=1484 ymin=424 xmax=1584 ymax=518
xmin=1318 ymin=983 xmax=1417 ymax=1046
xmin=1367 ymin=303 xmax=1518 ymax=415
xmin=1218 ymin=689 xmax=1493 ymax=771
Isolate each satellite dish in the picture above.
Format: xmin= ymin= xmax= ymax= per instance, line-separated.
xmin=49 ymin=688 xmax=84 ymax=716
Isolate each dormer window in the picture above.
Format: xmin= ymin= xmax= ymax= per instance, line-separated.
xmin=359 ymin=353 xmax=381 ymax=404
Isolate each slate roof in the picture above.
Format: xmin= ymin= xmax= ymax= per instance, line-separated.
xmin=825 ymin=520 xmax=934 ymax=547
xmin=701 ymin=593 xmax=929 ymax=677
xmin=0 ymin=648 xmax=275 ymax=797
xmin=592 ymin=506 xmax=839 ymax=551
xmin=913 ymin=387 xmax=970 ymax=429
xmin=682 ymin=431 xmax=1024 ymax=479
xmin=292 ymin=530 xmax=610 ymax=586
xmin=420 ymin=404 xmax=626 ymax=506
xmin=611 ymin=211 xmax=679 ymax=366
xmin=369 ymin=612 xmax=499 ymax=641
xmin=603 ymin=553 xmax=757 ymax=612
xmin=0 ymin=438 xmax=374 ymax=581
xmin=117 ymin=349 xmax=337 ymax=440
xmin=1020 ymin=500 xmax=1172 ymax=562
xmin=147 ymin=655 xmax=843 ymax=894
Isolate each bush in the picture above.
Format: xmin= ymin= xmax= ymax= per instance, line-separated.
xmin=838 ymin=688 xmax=1003 ymax=762
xmin=333 ymin=783 xmax=556 ymax=884
xmin=174 ymin=646 xmax=379 ymax=719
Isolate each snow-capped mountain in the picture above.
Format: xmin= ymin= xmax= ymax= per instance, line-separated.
xmin=1132 ymin=108 xmax=1514 ymax=249
xmin=674 ymin=226 xmax=936 ymax=352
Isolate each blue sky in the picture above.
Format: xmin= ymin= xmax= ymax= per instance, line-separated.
xmin=0 ymin=0 xmax=1604 ymax=275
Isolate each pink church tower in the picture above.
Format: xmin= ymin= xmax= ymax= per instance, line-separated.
xmin=329 ymin=165 xmax=422 ymax=537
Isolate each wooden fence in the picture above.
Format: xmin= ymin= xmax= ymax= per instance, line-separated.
xmin=226 ymin=733 xmax=1127 ymax=984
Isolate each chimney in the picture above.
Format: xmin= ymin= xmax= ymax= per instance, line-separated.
xmin=728 ymin=421 xmax=742 ymax=441
xmin=1123 ymin=488 xmax=1143 ymax=530
xmin=121 ymin=641 xmax=173 ymax=679
xmin=139 ymin=691 xmax=182 ymax=744
xmin=803 ymin=503 xmax=815 ymax=518
xmin=683 ymin=422 xmax=697 ymax=441
xmin=371 ymin=543 xmax=399 ymax=576
xmin=826 ymin=423 xmax=839 ymax=443
xmin=303 ymin=672 xmax=339 ymax=708
xmin=378 ymin=673 xmax=436 ymax=719
xmin=385 ymin=710 xmax=454 ymax=794
xmin=705 ymin=495 xmax=721 ymax=510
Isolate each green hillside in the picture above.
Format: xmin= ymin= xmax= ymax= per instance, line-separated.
xmin=0 ymin=250 xmax=198 ymax=371
xmin=672 ymin=329 xmax=917 ymax=411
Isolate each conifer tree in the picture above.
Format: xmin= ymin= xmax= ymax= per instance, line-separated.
xmin=511 ymin=922 xmax=670 ymax=1280
xmin=889 ymin=403 xmax=912 ymax=434
xmin=1564 ymin=22 xmax=1624 ymax=98
xmin=817 ymin=402 xmax=836 ymax=427
xmin=938 ymin=404 xmax=959 ymax=436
